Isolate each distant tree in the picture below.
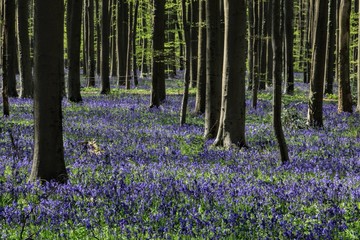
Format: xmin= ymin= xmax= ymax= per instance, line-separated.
xmin=204 ymin=0 xmax=222 ymax=138
xmin=29 ymin=0 xmax=68 ymax=183
xmin=5 ymin=0 xmax=18 ymax=97
xmin=213 ymin=0 xmax=247 ymax=148
xmin=272 ymin=0 xmax=289 ymax=163
xmin=17 ymin=0 xmax=33 ymax=98
xmin=67 ymin=0 xmax=83 ymax=102
xmin=150 ymin=0 xmax=166 ymax=108
xmin=338 ymin=0 xmax=352 ymax=113
xmin=307 ymin=0 xmax=328 ymax=127
xmin=190 ymin=0 xmax=198 ymax=88
xmin=194 ymin=0 xmax=206 ymax=114
xmin=100 ymin=0 xmax=110 ymax=94
xmin=85 ymin=0 xmax=95 ymax=87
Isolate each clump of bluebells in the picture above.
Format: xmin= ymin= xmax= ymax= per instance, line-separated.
xmin=1 ymin=81 xmax=360 ymax=239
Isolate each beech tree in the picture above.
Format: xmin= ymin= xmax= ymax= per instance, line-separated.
xmin=150 ymin=0 xmax=166 ymax=108
xmin=214 ymin=0 xmax=247 ymax=148
xmin=17 ymin=0 xmax=33 ymax=98
xmin=67 ymin=0 xmax=83 ymax=102
xmin=307 ymin=0 xmax=328 ymax=127
xmin=338 ymin=0 xmax=352 ymax=113
xmin=100 ymin=0 xmax=110 ymax=94
xmin=204 ymin=0 xmax=222 ymax=138
xmin=272 ymin=0 xmax=289 ymax=163
xmin=29 ymin=0 xmax=68 ymax=183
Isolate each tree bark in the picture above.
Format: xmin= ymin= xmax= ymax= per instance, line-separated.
xmin=307 ymin=0 xmax=328 ymax=127
xmin=150 ymin=0 xmax=166 ymax=108
xmin=284 ymin=0 xmax=294 ymax=94
xmin=338 ymin=0 xmax=352 ymax=113
xmin=67 ymin=0 xmax=83 ymax=102
xmin=194 ymin=0 xmax=206 ymax=114
xmin=204 ymin=0 xmax=222 ymax=139
xmin=214 ymin=0 xmax=247 ymax=149
xmin=324 ymin=0 xmax=336 ymax=95
xmin=100 ymin=0 xmax=110 ymax=94
xmin=30 ymin=0 xmax=68 ymax=183
xmin=117 ymin=0 xmax=128 ymax=86
xmin=17 ymin=0 xmax=33 ymax=98
xmin=272 ymin=0 xmax=289 ymax=163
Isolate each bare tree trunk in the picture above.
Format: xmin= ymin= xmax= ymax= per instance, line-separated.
xmin=284 ymin=0 xmax=294 ymax=94
xmin=324 ymin=0 xmax=336 ymax=95
xmin=272 ymin=0 xmax=289 ymax=163
xmin=132 ymin=0 xmax=139 ymax=86
xmin=214 ymin=0 xmax=247 ymax=149
xmin=100 ymin=0 xmax=110 ymax=94
xmin=307 ymin=0 xmax=328 ymax=127
xmin=338 ymin=0 xmax=352 ymax=113
xmin=30 ymin=0 xmax=68 ymax=183
xmin=194 ymin=0 xmax=206 ymax=114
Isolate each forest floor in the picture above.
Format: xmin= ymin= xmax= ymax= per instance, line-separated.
xmin=0 ymin=77 xmax=360 ymax=239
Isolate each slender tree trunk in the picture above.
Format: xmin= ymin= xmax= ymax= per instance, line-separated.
xmin=2 ymin=2 xmax=9 ymax=116
xmin=17 ymin=0 xmax=33 ymax=98
xmin=214 ymin=0 xmax=247 ymax=148
xmin=338 ymin=0 xmax=352 ymax=113
xmin=252 ymin=0 xmax=259 ymax=108
xmin=132 ymin=0 xmax=139 ymax=86
xmin=190 ymin=0 xmax=199 ymax=88
xmin=194 ymin=0 xmax=206 ymax=114
xmin=96 ymin=0 xmax=101 ymax=76
xmin=357 ymin=0 xmax=360 ymax=112
xmin=272 ymin=0 xmax=289 ymax=163
xmin=5 ymin=0 xmax=18 ymax=97
xmin=150 ymin=0 xmax=166 ymax=108
xmin=284 ymin=0 xmax=294 ymax=94
xmin=324 ymin=0 xmax=336 ymax=95
xmin=67 ymin=0 xmax=83 ymax=102
xmin=180 ymin=0 xmax=191 ymax=125
xmin=247 ymin=0 xmax=254 ymax=90
xmin=140 ymin=3 xmax=148 ymax=78
xmin=307 ymin=0 xmax=328 ymax=127
xmin=125 ymin=1 xmax=133 ymax=89
xmin=100 ymin=0 xmax=110 ymax=94
xmin=86 ymin=0 xmax=95 ymax=87
xmin=30 ymin=0 xmax=68 ymax=183
xmin=117 ymin=0 xmax=128 ymax=86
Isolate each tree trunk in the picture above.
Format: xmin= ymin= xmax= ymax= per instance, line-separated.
xmin=117 ymin=0 xmax=128 ymax=86
xmin=30 ymin=0 xmax=68 ymax=183
xmin=338 ymin=0 xmax=352 ymax=113
xmin=324 ymin=0 xmax=336 ymax=95
xmin=214 ymin=0 xmax=247 ymax=148
xmin=67 ymin=0 xmax=83 ymax=102
xmin=194 ymin=0 xmax=206 ymax=114
xmin=307 ymin=0 xmax=328 ymax=127
xmin=100 ymin=0 xmax=110 ymax=94
xmin=180 ymin=0 xmax=191 ymax=125
xmin=204 ymin=0 xmax=222 ymax=138
xmin=150 ymin=0 xmax=166 ymax=108
xmin=284 ymin=0 xmax=294 ymax=94
xmin=125 ymin=1 xmax=133 ymax=89
xmin=132 ymin=0 xmax=139 ymax=86
xmin=17 ymin=0 xmax=33 ymax=98
xmin=190 ymin=0 xmax=199 ymax=88
xmin=86 ymin=0 xmax=95 ymax=87
xmin=357 ymin=0 xmax=360 ymax=112
xmin=2 ymin=2 xmax=9 ymax=116
xmin=5 ymin=0 xmax=18 ymax=97
xmin=272 ymin=0 xmax=289 ymax=163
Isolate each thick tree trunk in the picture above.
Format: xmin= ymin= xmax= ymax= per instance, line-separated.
xmin=307 ymin=0 xmax=328 ymax=127
xmin=194 ymin=0 xmax=206 ymax=114
xmin=2 ymin=4 xmax=9 ymax=116
xmin=272 ymin=0 xmax=289 ymax=163
xmin=86 ymin=0 xmax=95 ymax=87
xmin=100 ymin=0 xmax=110 ymax=94
xmin=30 ymin=0 xmax=68 ymax=183
xmin=214 ymin=0 xmax=247 ymax=149
xmin=67 ymin=0 xmax=83 ymax=102
xmin=150 ymin=0 xmax=166 ymax=108
xmin=204 ymin=0 xmax=222 ymax=138
xmin=358 ymin=0 xmax=360 ymax=112
xmin=17 ymin=0 xmax=33 ymax=98
xmin=338 ymin=0 xmax=352 ymax=113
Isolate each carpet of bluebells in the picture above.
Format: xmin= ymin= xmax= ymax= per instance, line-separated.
xmin=1 ymin=79 xmax=360 ymax=239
